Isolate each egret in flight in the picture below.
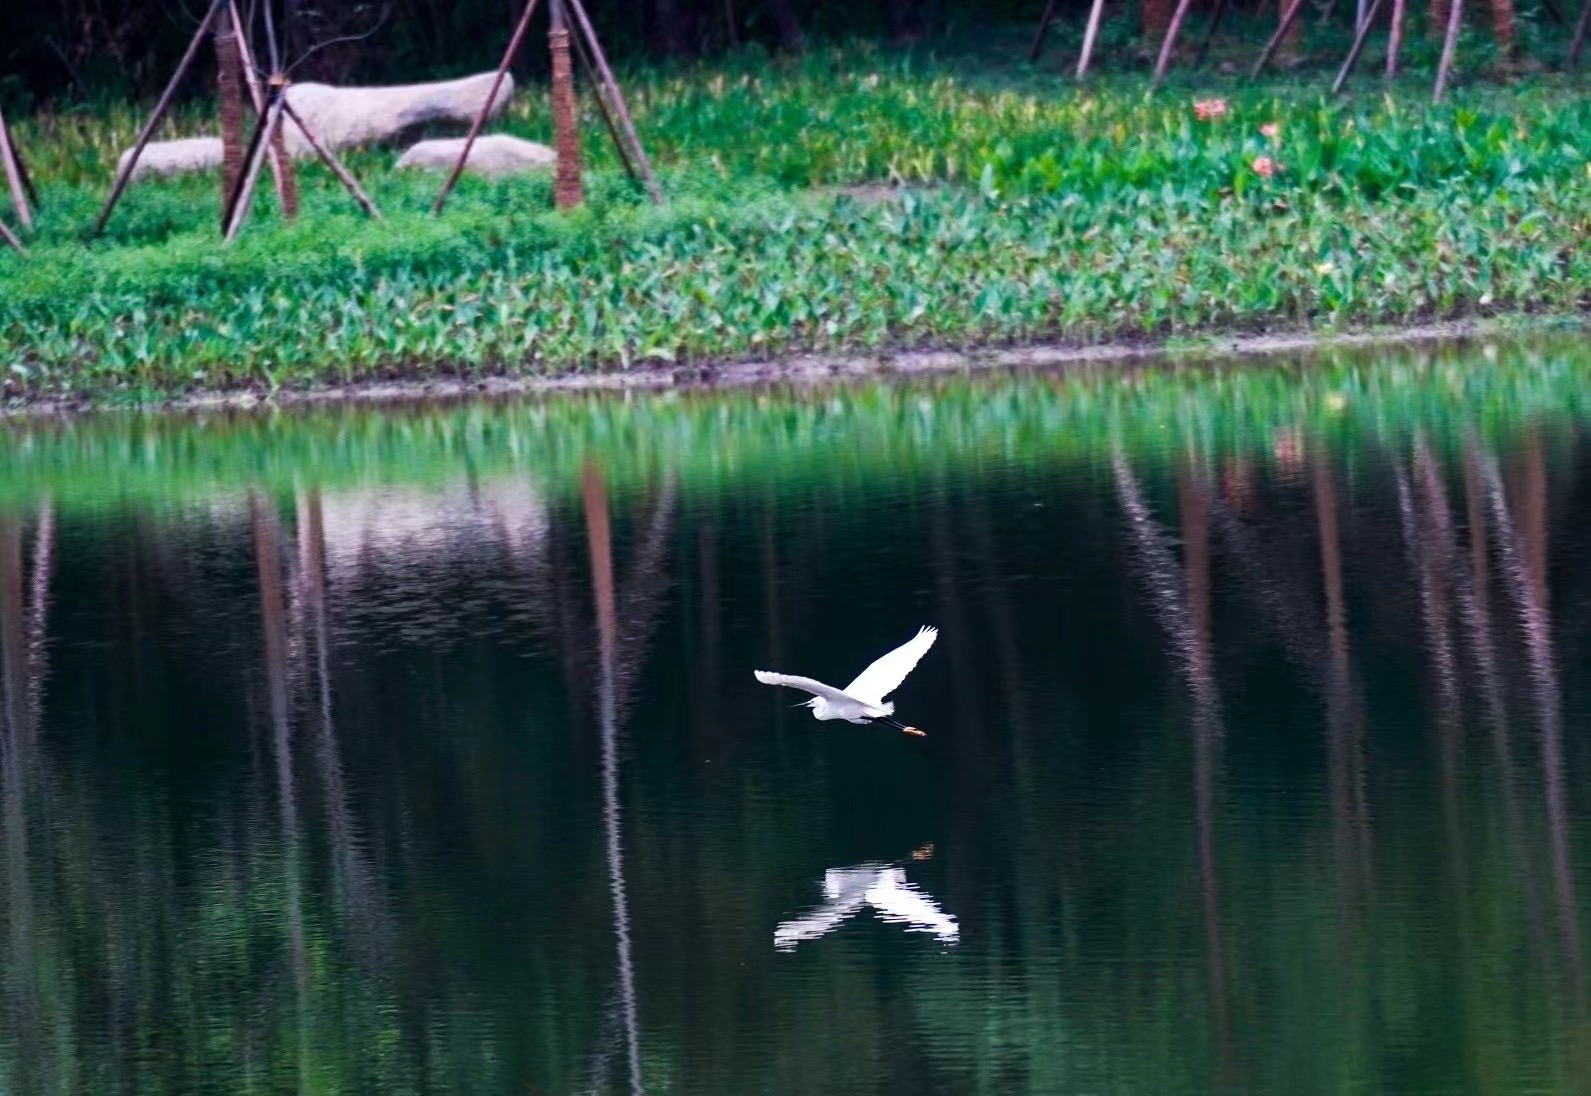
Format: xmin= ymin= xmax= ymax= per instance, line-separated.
xmin=754 ymin=625 xmax=937 ymax=736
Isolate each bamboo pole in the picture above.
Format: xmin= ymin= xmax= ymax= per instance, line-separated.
xmin=0 ymin=219 xmax=24 ymax=256
xmin=1077 ymin=0 xmax=1109 ymax=78
xmin=1029 ymin=0 xmax=1060 ymax=61
xmin=433 ymin=0 xmax=542 ymax=214
xmin=0 ymin=108 xmax=32 ymax=231
xmin=1386 ymin=0 xmax=1406 ymax=78
xmin=1570 ymin=0 xmax=1591 ymax=65
xmin=1432 ymin=0 xmax=1464 ymax=101
xmin=229 ymin=1 xmax=293 ymax=214
xmin=280 ymin=100 xmax=383 ymax=220
xmin=92 ymin=0 xmax=226 ymax=238
xmin=567 ymin=0 xmax=663 ymax=204
xmin=1152 ymin=0 xmax=1201 ymax=88
xmin=1332 ymin=0 xmax=1389 ymax=92
xmin=223 ymin=83 xmax=285 ymax=242
xmin=1251 ymin=0 xmax=1309 ymax=77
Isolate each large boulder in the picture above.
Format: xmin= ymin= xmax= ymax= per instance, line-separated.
xmin=395 ymin=135 xmax=555 ymax=176
xmin=116 ymin=136 xmax=224 ymax=181
xmin=280 ymin=71 xmax=514 ymax=155
xmin=113 ymin=71 xmax=514 ymax=181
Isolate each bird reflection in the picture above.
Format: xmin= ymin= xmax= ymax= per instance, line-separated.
xmin=775 ymin=845 xmax=958 ymax=950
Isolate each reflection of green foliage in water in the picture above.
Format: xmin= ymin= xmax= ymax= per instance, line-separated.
xmin=3 ymin=341 xmax=1591 ymax=1093
xmin=1 ymin=336 xmax=1588 ymax=513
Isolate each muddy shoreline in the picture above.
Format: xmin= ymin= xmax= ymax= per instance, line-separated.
xmin=6 ymin=315 xmax=1586 ymax=419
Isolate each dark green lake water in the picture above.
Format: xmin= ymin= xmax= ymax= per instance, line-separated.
xmin=3 ymin=338 xmax=1591 ymax=1094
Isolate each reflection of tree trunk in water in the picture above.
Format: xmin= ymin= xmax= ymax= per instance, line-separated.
xmin=1178 ymin=461 xmax=1231 ymax=1073
xmin=930 ymin=481 xmax=979 ymax=906
xmin=1458 ymin=448 xmax=1550 ymax=966
xmin=1404 ymin=444 xmax=1477 ymax=1067
xmin=1114 ymin=451 xmax=1231 ymax=1069
xmin=1314 ymin=456 xmax=1371 ymax=916
xmin=295 ymin=487 xmax=384 ymax=957
xmin=1479 ymin=452 xmax=1583 ymax=1001
xmin=696 ymin=522 xmax=721 ymax=760
xmin=582 ymin=462 xmax=644 ymax=1096
xmin=25 ymin=499 xmax=53 ymax=726
xmin=0 ymin=515 xmax=40 ymax=1092
xmin=251 ymin=492 xmax=310 ymax=1088
xmin=963 ymin=488 xmax=1033 ymax=788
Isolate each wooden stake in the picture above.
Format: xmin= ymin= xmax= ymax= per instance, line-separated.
xmin=1570 ymin=0 xmax=1591 ymax=65
xmin=0 ymin=107 xmax=31 ymax=231
xmin=228 ymin=1 xmax=293 ymax=212
xmin=1433 ymin=0 xmax=1463 ymax=101
xmin=1029 ymin=0 xmax=1060 ymax=61
xmin=1386 ymin=0 xmax=1406 ymax=78
xmin=1332 ymin=0 xmax=1389 ymax=93
xmin=223 ymin=84 xmax=284 ymax=242
xmin=1077 ymin=0 xmax=1108 ymax=78
xmin=550 ymin=0 xmax=584 ymax=209
xmin=1152 ymin=0 xmax=1201 ymax=88
xmin=92 ymin=0 xmax=226 ymax=238
xmin=567 ymin=0 xmax=662 ymax=204
xmin=280 ymin=99 xmax=383 ymax=220
xmin=433 ymin=0 xmax=542 ymax=214
xmin=0 ymin=219 xmax=23 ymax=256
xmin=1251 ymin=0 xmax=1308 ymax=77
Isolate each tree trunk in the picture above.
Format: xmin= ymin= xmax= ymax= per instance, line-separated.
xmin=215 ymin=22 xmax=246 ymax=212
xmin=1490 ymin=0 xmax=1516 ymax=53
xmin=1144 ymin=0 xmax=1176 ymax=39
xmin=764 ymin=0 xmax=806 ymax=52
xmin=1431 ymin=0 xmax=1452 ymax=35
xmin=551 ymin=0 xmax=584 ymax=209
xmin=271 ymin=96 xmax=299 ymax=220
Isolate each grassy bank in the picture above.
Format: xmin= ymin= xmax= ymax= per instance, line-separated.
xmin=1 ymin=39 xmax=1588 ymax=401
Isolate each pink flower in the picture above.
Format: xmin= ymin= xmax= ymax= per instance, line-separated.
xmin=1260 ymin=122 xmax=1280 ymax=139
xmin=1193 ymin=98 xmax=1229 ymax=121
xmin=1252 ymin=155 xmax=1277 ymax=178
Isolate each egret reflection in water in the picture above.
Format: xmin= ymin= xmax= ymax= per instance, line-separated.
xmin=775 ymin=846 xmax=958 ymax=950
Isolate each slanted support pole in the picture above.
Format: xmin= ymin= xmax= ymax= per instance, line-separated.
xmin=433 ymin=0 xmax=542 ymax=214
xmin=1152 ymin=0 xmax=1201 ymax=88
xmin=1251 ymin=0 xmax=1308 ymax=77
xmin=0 ymin=107 xmax=34 ymax=231
xmin=92 ymin=0 xmax=226 ymax=238
xmin=1432 ymin=0 xmax=1464 ymax=101
xmin=1076 ymin=0 xmax=1109 ymax=78
xmin=1332 ymin=0 xmax=1388 ymax=93
xmin=1029 ymin=0 xmax=1060 ymax=61
xmin=568 ymin=0 xmax=663 ymax=204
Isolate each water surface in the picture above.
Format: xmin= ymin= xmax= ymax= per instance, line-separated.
xmin=3 ymin=337 xmax=1591 ymax=1094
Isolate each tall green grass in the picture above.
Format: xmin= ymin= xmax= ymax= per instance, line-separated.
xmin=1 ymin=44 xmax=1587 ymax=401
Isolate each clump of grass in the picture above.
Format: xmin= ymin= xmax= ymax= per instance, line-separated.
xmin=1 ymin=44 xmax=1588 ymax=402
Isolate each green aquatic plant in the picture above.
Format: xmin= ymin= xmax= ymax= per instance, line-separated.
xmin=0 ymin=48 xmax=1587 ymax=400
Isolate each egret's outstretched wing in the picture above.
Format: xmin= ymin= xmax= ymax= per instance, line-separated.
xmin=753 ymin=671 xmax=855 ymax=706
xmin=865 ymin=870 xmax=959 ymax=943
xmin=773 ymin=895 xmax=868 ymax=950
xmin=844 ymin=626 xmax=938 ymax=706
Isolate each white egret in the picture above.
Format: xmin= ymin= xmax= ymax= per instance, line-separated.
xmin=754 ymin=625 xmax=938 ymax=736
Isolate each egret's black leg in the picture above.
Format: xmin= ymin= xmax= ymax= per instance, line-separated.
xmin=874 ymin=716 xmax=926 ymax=737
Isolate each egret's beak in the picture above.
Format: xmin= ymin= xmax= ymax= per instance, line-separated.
xmin=902 ymin=726 xmax=926 ymax=737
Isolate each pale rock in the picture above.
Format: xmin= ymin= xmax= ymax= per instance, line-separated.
xmin=395 ymin=134 xmax=556 ymax=176
xmin=114 ymin=71 xmax=514 ymax=181
xmin=280 ymin=71 xmax=515 ymax=155
xmin=116 ymin=136 xmax=224 ymax=181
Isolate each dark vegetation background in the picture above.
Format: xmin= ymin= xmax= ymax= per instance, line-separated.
xmin=2 ymin=1 xmax=1045 ymax=105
